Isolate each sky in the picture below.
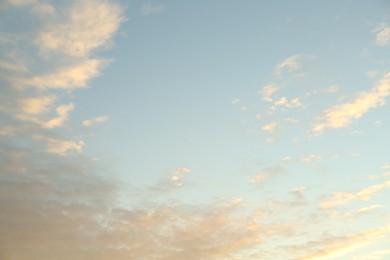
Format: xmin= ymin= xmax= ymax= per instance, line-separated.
xmin=0 ymin=0 xmax=390 ymax=259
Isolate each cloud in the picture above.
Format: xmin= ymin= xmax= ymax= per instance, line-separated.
xmin=262 ymin=122 xmax=278 ymax=132
xmin=38 ymin=0 xmax=124 ymax=57
xmin=374 ymin=24 xmax=390 ymax=46
xmin=18 ymin=95 xmax=55 ymax=115
xmin=0 ymin=140 xmax=266 ymax=259
xmin=320 ymin=192 xmax=356 ymax=209
xmin=260 ymin=83 xmax=279 ymax=102
xmin=357 ymin=205 xmax=383 ymax=214
xmin=325 ymin=84 xmax=339 ymax=93
xmin=33 ymin=134 xmax=84 ymax=155
xmin=295 ymin=226 xmax=390 ymax=260
xmin=301 ymin=154 xmax=322 ymax=164
xmin=1 ymin=0 xmax=37 ymax=7
xmin=252 ymin=166 xmax=285 ymax=183
xmin=43 ymin=103 xmax=74 ymax=129
xmin=355 ymin=249 xmax=390 ymax=260
xmin=321 ymin=181 xmax=390 ymax=209
xmin=15 ymin=102 xmax=75 ymax=129
xmin=231 ymin=98 xmax=240 ymax=105
xmin=276 ymin=55 xmax=302 ymax=76
xmin=82 ymin=115 xmax=109 ymax=127
xmin=140 ymin=3 xmax=166 ymax=16
xmin=0 ymin=60 xmax=28 ymax=73
xmin=151 ymin=166 xmax=192 ymax=192
xmin=313 ymin=72 xmax=390 ymax=132
xmin=19 ymin=59 xmax=106 ymax=89
xmin=356 ymin=181 xmax=390 ymax=201
xmin=252 ymin=173 xmax=268 ymax=183
xmin=273 ymin=97 xmax=302 ymax=108
xmin=274 ymin=96 xmax=288 ymax=106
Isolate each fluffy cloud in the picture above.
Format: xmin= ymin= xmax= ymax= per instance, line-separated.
xmin=313 ymin=72 xmax=390 ymax=132
xmin=262 ymin=122 xmax=278 ymax=132
xmin=38 ymin=0 xmax=124 ymax=57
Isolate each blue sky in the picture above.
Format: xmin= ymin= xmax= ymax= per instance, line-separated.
xmin=1 ymin=0 xmax=390 ymax=259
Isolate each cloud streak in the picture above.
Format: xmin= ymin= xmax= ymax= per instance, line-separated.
xmin=296 ymin=226 xmax=390 ymax=260
xmin=313 ymin=72 xmax=390 ymax=132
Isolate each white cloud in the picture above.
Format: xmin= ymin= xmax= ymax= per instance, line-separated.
xmin=321 ymin=181 xmax=390 ymax=209
xmin=321 ymin=192 xmax=356 ymax=209
xmin=262 ymin=122 xmax=277 ymax=132
xmin=140 ymin=3 xmax=166 ymax=16
xmin=296 ymin=226 xmax=390 ymax=260
xmin=231 ymin=98 xmax=240 ymax=105
xmin=273 ymin=97 xmax=302 ymax=108
xmin=274 ymin=97 xmax=288 ymax=106
xmin=356 ymin=181 xmax=390 ymax=201
xmin=325 ymin=84 xmax=339 ymax=93
xmin=43 ymin=103 xmax=74 ymax=129
xmin=374 ymin=24 xmax=390 ymax=46
xmin=301 ymin=154 xmax=321 ymax=164
xmin=38 ymin=0 xmax=124 ymax=57
xmin=260 ymin=83 xmax=279 ymax=102
xmin=313 ymin=72 xmax=390 ymax=132
xmin=153 ymin=166 xmax=192 ymax=191
xmin=276 ymin=55 xmax=302 ymax=75
xmin=281 ymin=156 xmax=293 ymax=162
xmin=252 ymin=173 xmax=268 ymax=183
xmin=357 ymin=205 xmax=383 ymax=214
xmin=21 ymin=59 xmax=106 ymax=89
xmin=285 ymin=118 xmax=300 ymax=125
xmin=18 ymin=96 xmax=55 ymax=115
xmin=34 ymin=135 xmax=84 ymax=155
xmin=82 ymin=115 xmax=109 ymax=127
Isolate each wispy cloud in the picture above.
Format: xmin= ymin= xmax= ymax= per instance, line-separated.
xmin=43 ymin=103 xmax=74 ymax=129
xmin=313 ymin=72 xmax=390 ymax=132
xmin=260 ymin=83 xmax=279 ymax=102
xmin=140 ymin=3 xmax=166 ymax=16
xmin=357 ymin=204 xmax=383 ymax=214
xmin=276 ymin=55 xmax=302 ymax=76
xmin=151 ymin=166 xmax=192 ymax=192
xmin=82 ymin=115 xmax=109 ymax=127
xmin=252 ymin=166 xmax=285 ymax=183
xmin=262 ymin=122 xmax=278 ymax=132
xmin=19 ymin=59 xmax=106 ymax=89
xmin=296 ymin=226 xmax=390 ymax=260
xmin=301 ymin=154 xmax=322 ymax=164
xmin=321 ymin=181 xmax=390 ymax=209
xmin=18 ymin=95 xmax=55 ymax=115
xmin=374 ymin=24 xmax=390 ymax=46
xmin=33 ymin=134 xmax=84 ymax=155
